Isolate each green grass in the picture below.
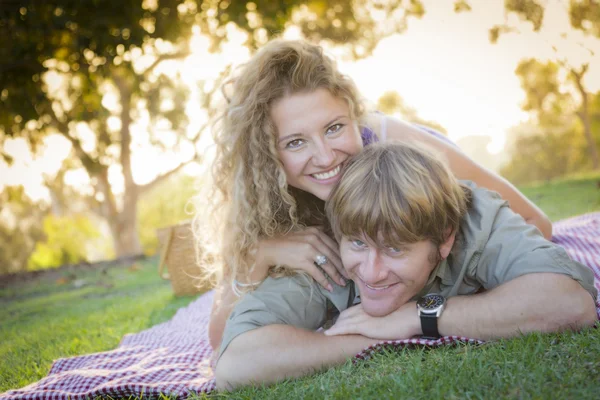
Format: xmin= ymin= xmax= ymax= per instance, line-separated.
xmin=0 ymin=261 xmax=198 ymax=392
xmin=2 ymin=172 xmax=600 ymax=399
xmin=519 ymin=171 xmax=600 ymax=221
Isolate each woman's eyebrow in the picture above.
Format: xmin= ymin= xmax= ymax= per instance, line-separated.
xmin=323 ymin=115 xmax=347 ymax=128
xmin=278 ymin=115 xmax=348 ymax=143
xmin=278 ymin=133 xmax=302 ymax=144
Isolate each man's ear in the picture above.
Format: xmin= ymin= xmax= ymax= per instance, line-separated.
xmin=439 ymin=228 xmax=457 ymax=260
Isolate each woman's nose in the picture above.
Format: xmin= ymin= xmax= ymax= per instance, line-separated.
xmin=312 ymin=140 xmax=335 ymax=167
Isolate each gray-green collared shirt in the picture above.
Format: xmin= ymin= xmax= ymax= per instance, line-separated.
xmin=219 ymin=182 xmax=597 ymax=357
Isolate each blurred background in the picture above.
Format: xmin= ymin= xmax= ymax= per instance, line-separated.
xmin=1 ymin=0 xmax=599 ymax=275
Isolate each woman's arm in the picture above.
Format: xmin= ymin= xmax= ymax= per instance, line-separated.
xmin=208 ymin=227 xmax=348 ymax=350
xmin=381 ymin=116 xmax=553 ymax=239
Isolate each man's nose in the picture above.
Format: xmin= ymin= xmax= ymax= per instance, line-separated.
xmin=312 ymin=140 xmax=335 ymax=167
xmin=359 ymin=250 xmax=386 ymax=284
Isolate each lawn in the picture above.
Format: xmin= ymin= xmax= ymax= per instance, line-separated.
xmin=1 ymin=172 xmax=599 ymax=399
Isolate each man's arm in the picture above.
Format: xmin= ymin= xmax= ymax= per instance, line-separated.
xmin=215 ymin=325 xmax=376 ymax=390
xmin=326 ymin=273 xmax=597 ymax=341
xmin=439 ymin=273 xmax=598 ymax=339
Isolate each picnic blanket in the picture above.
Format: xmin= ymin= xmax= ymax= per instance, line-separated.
xmin=2 ymin=212 xmax=600 ymax=400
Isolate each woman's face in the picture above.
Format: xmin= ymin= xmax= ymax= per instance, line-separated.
xmin=271 ymin=88 xmax=364 ymax=200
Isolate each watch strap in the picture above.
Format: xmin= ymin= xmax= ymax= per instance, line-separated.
xmin=420 ymin=313 xmax=440 ymax=339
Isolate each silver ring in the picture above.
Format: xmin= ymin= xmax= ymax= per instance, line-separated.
xmin=314 ymin=255 xmax=328 ymax=266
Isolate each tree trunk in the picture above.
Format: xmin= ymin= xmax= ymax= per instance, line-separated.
xmin=111 ymin=208 xmax=142 ymax=258
xmin=571 ymin=66 xmax=600 ymax=170
xmin=96 ymin=167 xmax=142 ymax=258
xmin=578 ymin=109 xmax=600 ymax=170
xmin=112 ymin=70 xmax=143 ymax=257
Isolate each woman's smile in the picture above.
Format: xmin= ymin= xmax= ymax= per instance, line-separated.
xmin=309 ymin=164 xmax=343 ymax=182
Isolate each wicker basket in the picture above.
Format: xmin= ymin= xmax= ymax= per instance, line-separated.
xmin=156 ymin=221 xmax=209 ymax=296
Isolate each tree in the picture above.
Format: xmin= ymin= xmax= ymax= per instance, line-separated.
xmin=487 ymin=0 xmax=600 ymax=169
xmin=0 ymin=0 xmax=430 ymax=258
xmin=0 ymin=186 xmax=47 ymax=274
xmin=377 ymin=91 xmax=448 ymax=134
xmin=500 ymin=125 xmax=589 ymax=184
xmin=28 ymin=214 xmax=103 ymax=270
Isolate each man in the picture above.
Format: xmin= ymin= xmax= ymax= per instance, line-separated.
xmin=215 ymin=142 xmax=598 ymax=390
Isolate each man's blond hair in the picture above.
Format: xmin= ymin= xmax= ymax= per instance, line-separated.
xmin=326 ymin=142 xmax=471 ymax=251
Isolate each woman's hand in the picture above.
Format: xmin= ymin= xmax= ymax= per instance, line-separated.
xmin=257 ymin=227 xmax=347 ymax=291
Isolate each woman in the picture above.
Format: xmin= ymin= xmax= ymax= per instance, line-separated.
xmin=199 ymin=39 xmax=552 ymax=350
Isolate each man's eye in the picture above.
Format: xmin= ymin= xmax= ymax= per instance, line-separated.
xmin=351 ymin=239 xmax=366 ymax=247
xmin=386 ymin=246 xmax=404 ymax=255
xmin=285 ymin=139 xmax=305 ymax=149
xmin=326 ymin=123 xmax=344 ymax=135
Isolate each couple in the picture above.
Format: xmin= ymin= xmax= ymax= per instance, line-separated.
xmin=198 ymin=39 xmax=598 ymax=390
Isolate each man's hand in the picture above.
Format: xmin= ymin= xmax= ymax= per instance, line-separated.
xmin=324 ymin=302 xmax=421 ymax=340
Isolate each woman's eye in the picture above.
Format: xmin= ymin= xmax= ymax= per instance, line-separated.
xmin=285 ymin=139 xmax=305 ymax=149
xmin=326 ymin=123 xmax=344 ymax=135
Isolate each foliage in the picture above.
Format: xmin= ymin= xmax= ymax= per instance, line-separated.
xmin=476 ymin=0 xmax=600 ymax=179
xmin=27 ymin=214 xmax=103 ymax=270
xmin=570 ymin=0 xmax=600 ymax=37
xmin=200 ymin=0 xmax=426 ymax=57
xmin=499 ymin=58 xmax=600 ymax=183
xmin=377 ymin=91 xmax=447 ymax=134
xmin=0 ymin=186 xmax=47 ymax=274
xmin=137 ymin=172 xmax=202 ymax=255
xmin=0 ymin=0 xmax=434 ymax=258
xmin=500 ymin=127 xmax=590 ymax=184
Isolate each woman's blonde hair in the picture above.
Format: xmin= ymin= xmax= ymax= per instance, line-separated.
xmin=326 ymin=142 xmax=472 ymax=254
xmin=196 ymin=39 xmax=366 ymax=287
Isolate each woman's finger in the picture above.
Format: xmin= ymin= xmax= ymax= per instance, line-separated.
xmin=316 ymin=257 xmax=346 ymax=287
xmin=305 ymin=262 xmax=333 ymax=292
xmin=315 ymin=231 xmax=348 ymax=280
xmin=308 ymin=236 xmax=346 ymax=284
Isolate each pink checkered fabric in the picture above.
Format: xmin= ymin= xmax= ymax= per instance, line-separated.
xmin=1 ymin=292 xmax=217 ymax=399
xmin=2 ymin=213 xmax=599 ymax=399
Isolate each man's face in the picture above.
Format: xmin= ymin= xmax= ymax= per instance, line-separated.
xmin=340 ymin=236 xmax=440 ymax=317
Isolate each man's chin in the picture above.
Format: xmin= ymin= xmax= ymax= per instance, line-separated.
xmin=361 ymin=299 xmax=396 ymax=317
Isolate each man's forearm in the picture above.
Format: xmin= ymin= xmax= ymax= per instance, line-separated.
xmin=439 ymin=273 xmax=598 ymax=340
xmin=215 ymin=325 xmax=376 ymax=390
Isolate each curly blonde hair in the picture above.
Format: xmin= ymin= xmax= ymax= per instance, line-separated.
xmin=194 ymin=39 xmax=366 ymax=289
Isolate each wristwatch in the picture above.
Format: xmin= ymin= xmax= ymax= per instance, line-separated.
xmin=416 ymin=293 xmax=446 ymax=339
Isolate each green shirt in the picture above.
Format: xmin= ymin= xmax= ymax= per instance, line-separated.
xmin=219 ymin=182 xmax=597 ymax=357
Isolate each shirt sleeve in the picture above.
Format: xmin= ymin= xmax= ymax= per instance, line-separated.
xmin=469 ymin=205 xmax=597 ymax=300
xmin=218 ymin=274 xmax=329 ymax=360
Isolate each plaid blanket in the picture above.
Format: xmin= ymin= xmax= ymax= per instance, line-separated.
xmin=2 ymin=213 xmax=600 ymax=399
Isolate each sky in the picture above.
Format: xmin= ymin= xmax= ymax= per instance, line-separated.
xmin=2 ymin=0 xmax=600 ymax=202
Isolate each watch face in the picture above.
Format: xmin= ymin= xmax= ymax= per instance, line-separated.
xmin=417 ymin=294 xmax=445 ymax=311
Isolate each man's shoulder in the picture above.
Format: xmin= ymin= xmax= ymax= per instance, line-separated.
xmin=456 ymin=180 xmax=510 ymax=251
